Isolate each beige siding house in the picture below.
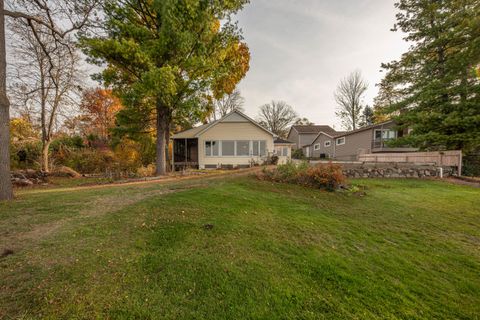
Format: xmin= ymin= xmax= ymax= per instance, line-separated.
xmin=172 ymin=111 xmax=291 ymax=169
xmin=274 ymin=138 xmax=296 ymax=165
xmin=302 ymin=121 xmax=417 ymax=160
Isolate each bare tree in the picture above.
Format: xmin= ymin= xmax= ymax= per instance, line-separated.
xmin=294 ymin=117 xmax=313 ymax=125
xmin=334 ymin=70 xmax=368 ymax=131
xmin=0 ymin=0 xmax=100 ymax=200
xmin=211 ymin=89 xmax=245 ymax=120
xmin=257 ymin=100 xmax=298 ymax=137
xmin=9 ymin=20 xmax=82 ymax=172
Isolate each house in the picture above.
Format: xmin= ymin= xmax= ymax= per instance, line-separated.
xmin=302 ymin=120 xmax=418 ymax=161
xmin=287 ymin=125 xmax=340 ymax=150
xmin=172 ymin=110 xmax=293 ymax=170
xmin=273 ymin=138 xmax=296 ymax=165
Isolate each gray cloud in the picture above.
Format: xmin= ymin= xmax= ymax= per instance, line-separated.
xmin=235 ymin=0 xmax=409 ymax=129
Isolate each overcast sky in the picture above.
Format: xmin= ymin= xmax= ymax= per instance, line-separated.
xmin=235 ymin=0 xmax=409 ymax=129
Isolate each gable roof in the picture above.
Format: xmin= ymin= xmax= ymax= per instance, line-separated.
xmin=274 ymin=137 xmax=295 ymax=144
xmin=289 ymin=125 xmax=339 ymax=136
xmin=172 ymin=110 xmax=274 ymax=139
xmin=333 ymin=120 xmax=394 ymax=138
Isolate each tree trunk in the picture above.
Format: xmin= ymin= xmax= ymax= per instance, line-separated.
xmin=155 ymin=103 xmax=171 ymax=176
xmin=41 ymin=140 xmax=51 ymax=173
xmin=0 ymin=0 xmax=13 ymax=200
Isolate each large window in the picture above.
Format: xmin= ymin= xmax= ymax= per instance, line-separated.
xmin=374 ymin=129 xmax=397 ymax=140
xmin=282 ymin=147 xmax=288 ymax=156
xmin=236 ymin=141 xmax=250 ymax=156
xmin=221 ymin=141 xmax=235 ymax=156
xmin=259 ymin=141 xmax=266 ymax=156
xmin=336 ymin=137 xmax=345 ymax=146
xmin=206 ymin=140 xmax=268 ymax=157
xmin=252 ymin=141 xmax=259 ymax=156
xmin=205 ymin=141 xmax=219 ymax=156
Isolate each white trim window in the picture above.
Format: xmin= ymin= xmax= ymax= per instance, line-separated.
xmin=282 ymin=147 xmax=288 ymax=157
xmin=259 ymin=141 xmax=267 ymax=157
xmin=324 ymin=140 xmax=331 ymax=147
xmin=205 ymin=141 xmax=219 ymax=156
xmin=314 ymin=143 xmax=321 ymax=151
xmin=236 ymin=140 xmax=250 ymax=157
xmin=336 ymin=137 xmax=346 ymax=146
xmin=221 ymin=141 xmax=235 ymax=156
xmin=208 ymin=140 xmax=267 ymax=157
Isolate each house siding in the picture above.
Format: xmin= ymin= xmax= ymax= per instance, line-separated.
xmin=334 ymin=129 xmax=373 ymax=160
xmin=305 ymin=134 xmax=335 ymax=158
xmin=198 ymin=122 xmax=274 ymax=169
xmin=287 ymin=129 xmax=299 ymax=149
xmin=274 ymin=144 xmax=292 ymax=164
xmin=298 ymin=133 xmax=318 ymax=148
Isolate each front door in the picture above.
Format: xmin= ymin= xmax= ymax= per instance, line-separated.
xmin=305 ymin=147 xmax=310 ymax=157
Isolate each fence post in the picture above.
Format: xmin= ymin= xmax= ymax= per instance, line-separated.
xmin=458 ymin=152 xmax=462 ymax=176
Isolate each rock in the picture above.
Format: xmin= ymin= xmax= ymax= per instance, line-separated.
xmin=13 ymin=178 xmax=34 ymax=187
xmin=51 ymin=166 xmax=81 ymax=178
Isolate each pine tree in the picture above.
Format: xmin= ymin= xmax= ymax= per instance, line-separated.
xmin=82 ymin=0 xmax=250 ymax=175
xmin=379 ymin=0 xmax=480 ymax=152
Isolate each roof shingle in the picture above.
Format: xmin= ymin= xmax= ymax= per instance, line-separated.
xmin=292 ymin=125 xmax=338 ymax=136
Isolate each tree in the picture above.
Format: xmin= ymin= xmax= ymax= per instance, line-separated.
xmin=82 ymin=1 xmax=250 ymax=176
xmin=359 ymin=105 xmax=375 ymax=127
xmin=334 ymin=70 xmax=368 ymax=131
xmin=79 ymin=88 xmax=122 ymax=141
xmin=0 ymin=0 xmax=100 ymax=200
xmin=209 ymin=89 xmax=245 ymax=121
xmin=8 ymin=20 xmax=81 ymax=173
xmin=294 ymin=117 xmax=313 ymax=125
xmin=257 ymin=101 xmax=298 ymax=137
xmin=379 ymin=0 xmax=480 ymax=152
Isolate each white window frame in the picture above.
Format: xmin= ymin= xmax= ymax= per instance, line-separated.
xmin=207 ymin=140 xmax=268 ymax=157
xmin=220 ymin=140 xmax=235 ymax=157
xmin=282 ymin=147 xmax=288 ymax=157
xmin=205 ymin=140 xmax=219 ymax=157
xmin=324 ymin=140 xmax=331 ymax=147
xmin=314 ymin=143 xmax=321 ymax=151
xmin=336 ymin=137 xmax=346 ymax=146
xmin=236 ymin=140 xmax=251 ymax=157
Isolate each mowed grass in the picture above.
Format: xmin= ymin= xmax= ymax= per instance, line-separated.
xmin=0 ymin=177 xmax=479 ymax=319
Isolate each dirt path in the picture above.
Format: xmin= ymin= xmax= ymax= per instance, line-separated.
xmin=2 ymin=167 xmax=266 ymax=254
xmin=20 ymin=166 xmax=265 ymax=195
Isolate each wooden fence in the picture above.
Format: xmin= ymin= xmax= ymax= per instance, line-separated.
xmin=358 ymin=150 xmax=463 ymax=175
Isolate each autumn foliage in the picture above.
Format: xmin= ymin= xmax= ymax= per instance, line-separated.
xmin=258 ymin=162 xmax=346 ymax=191
xmin=80 ymin=88 xmax=122 ymax=141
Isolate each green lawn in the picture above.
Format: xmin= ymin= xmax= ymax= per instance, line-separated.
xmin=1 ymin=177 xmax=479 ymax=319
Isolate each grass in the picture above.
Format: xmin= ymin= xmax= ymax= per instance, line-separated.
xmin=0 ymin=177 xmax=479 ymax=319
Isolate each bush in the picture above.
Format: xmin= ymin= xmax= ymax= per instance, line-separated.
xmin=292 ymin=149 xmax=305 ymax=159
xmin=259 ymin=161 xmax=346 ymax=191
xmin=136 ymin=164 xmax=156 ymax=177
xmin=61 ymin=148 xmax=116 ymax=174
xmin=10 ymin=141 xmax=42 ymax=170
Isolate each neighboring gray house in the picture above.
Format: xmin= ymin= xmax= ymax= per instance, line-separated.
xmin=302 ymin=120 xmax=417 ymax=161
xmin=287 ymin=125 xmax=340 ymax=150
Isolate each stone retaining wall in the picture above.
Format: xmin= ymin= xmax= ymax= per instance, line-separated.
xmin=338 ymin=162 xmax=457 ymax=178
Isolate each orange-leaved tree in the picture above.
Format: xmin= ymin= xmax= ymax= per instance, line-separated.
xmin=79 ymin=88 xmax=122 ymax=142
